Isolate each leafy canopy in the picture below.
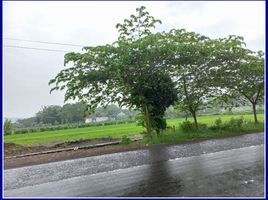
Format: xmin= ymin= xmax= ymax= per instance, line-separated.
xmin=49 ymin=6 xmax=177 ymax=135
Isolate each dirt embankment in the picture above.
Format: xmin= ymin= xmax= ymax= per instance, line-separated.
xmin=4 ymin=137 xmax=118 ymax=157
xmin=4 ymin=138 xmax=147 ymax=169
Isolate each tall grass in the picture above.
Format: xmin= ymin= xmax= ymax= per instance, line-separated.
xmin=144 ymin=118 xmax=264 ymax=145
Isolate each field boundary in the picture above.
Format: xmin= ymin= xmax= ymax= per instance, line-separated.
xmin=4 ymin=141 xmax=119 ymax=159
xmin=4 ymin=139 xmax=142 ymax=159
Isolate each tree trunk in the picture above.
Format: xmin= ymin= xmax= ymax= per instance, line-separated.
xmin=252 ymin=103 xmax=258 ymax=123
xmin=190 ymin=110 xmax=198 ymax=129
xmin=143 ymin=104 xmax=152 ymax=137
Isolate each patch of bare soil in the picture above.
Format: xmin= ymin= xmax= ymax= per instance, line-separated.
xmin=4 ymin=137 xmax=118 ymax=157
xmin=4 ymin=142 xmax=147 ymax=169
xmin=34 ymin=137 xmax=117 ymax=149
xmin=4 ymin=143 xmax=49 ymax=157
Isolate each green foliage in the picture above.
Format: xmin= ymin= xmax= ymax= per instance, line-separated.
xmin=209 ymin=117 xmax=245 ymax=131
xmin=136 ymin=112 xmax=145 ymax=127
xmin=147 ymin=124 xmax=263 ymax=145
xmin=61 ymin=103 xmax=86 ymax=123
xmin=4 ymin=119 xmax=13 ymax=135
xmin=165 ymin=106 xmax=184 ymax=118
xmin=165 ymin=30 xmax=218 ymax=129
xmin=120 ymin=135 xmax=132 ymax=145
xmin=17 ymin=103 xmax=137 ymax=129
xmin=47 ymin=6 xmax=264 ymax=135
xmin=136 ymin=73 xmax=178 ymax=134
xmin=116 ymin=6 xmax=162 ymax=41
xmin=211 ymin=36 xmax=264 ymax=123
xmin=145 ymin=118 xmax=263 ymax=145
xmin=145 ymin=73 xmax=178 ymax=134
xmin=49 ymin=6 xmax=177 ymax=136
xmin=36 ymin=105 xmax=62 ymax=125
xmin=179 ymin=120 xmax=196 ymax=132
xmin=215 ymin=118 xmax=223 ymax=128
xmin=228 ymin=117 xmax=244 ymax=129
xmin=17 ymin=117 xmax=36 ymax=128
xmin=151 ymin=116 xmax=167 ymax=134
xmin=179 ymin=120 xmax=207 ymax=132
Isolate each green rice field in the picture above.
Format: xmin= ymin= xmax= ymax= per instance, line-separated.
xmin=4 ymin=114 xmax=264 ymax=145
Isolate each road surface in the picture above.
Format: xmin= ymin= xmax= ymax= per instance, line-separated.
xmin=4 ymin=132 xmax=265 ymax=197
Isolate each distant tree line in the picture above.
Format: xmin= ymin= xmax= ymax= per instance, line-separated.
xmin=16 ymin=103 xmax=86 ymax=127
xmin=14 ymin=103 xmax=138 ymax=128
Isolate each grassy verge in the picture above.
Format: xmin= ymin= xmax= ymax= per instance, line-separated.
xmin=166 ymin=114 xmax=264 ymax=126
xmin=143 ymin=121 xmax=264 ymax=145
xmin=4 ymin=114 xmax=264 ymax=145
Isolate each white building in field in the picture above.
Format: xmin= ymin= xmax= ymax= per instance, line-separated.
xmin=85 ymin=116 xmax=108 ymax=123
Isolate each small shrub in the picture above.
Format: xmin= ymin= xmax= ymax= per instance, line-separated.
xmin=180 ymin=120 xmax=207 ymax=132
xmin=180 ymin=121 xmax=196 ymax=132
xmin=209 ymin=117 xmax=246 ymax=131
xmin=198 ymin=123 xmax=207 ymax=130
xmin=229 ymin=117 xmax=244 ymax=128
xmin=209 ymin=118 xmax=223 ymax=130
xmin=120 ymin=135 xmax=131 ymax=145
xmin=226 ymin=117 xmax=244 ymax=130
xmin=215 ymin=118 xmax=223 ymax=127
xmin=4 ymin=119 xmax=13 ymax=135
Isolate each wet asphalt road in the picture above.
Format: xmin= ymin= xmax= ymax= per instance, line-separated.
xmin=4 ymin=132 xmax=264 ymax=197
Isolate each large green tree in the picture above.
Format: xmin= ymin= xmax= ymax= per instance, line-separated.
xmin=211 ymin=36 xmax=264 ymax=123
xmin=166 ymin=29 xmax=217 ymax=129
xmin=49 ymin=6 xmax=177 ymax=136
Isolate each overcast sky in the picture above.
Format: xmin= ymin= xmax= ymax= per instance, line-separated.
xmin=3 ymin=1 xmax=265 ymax=119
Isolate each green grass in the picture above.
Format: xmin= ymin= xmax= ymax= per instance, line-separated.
xmin=167 ymin=114 xmax=264 ymax=127
xmin=5 ymin=123 xmax=144 ymax=145
xmin=146 ymin=121 xmax=264 ymax=145
xmin=4 ymin=114 xmax=264 ymax=145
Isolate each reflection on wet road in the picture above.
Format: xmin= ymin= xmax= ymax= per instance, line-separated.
xmin=4 ymin=143 xmax=264 ymax=197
